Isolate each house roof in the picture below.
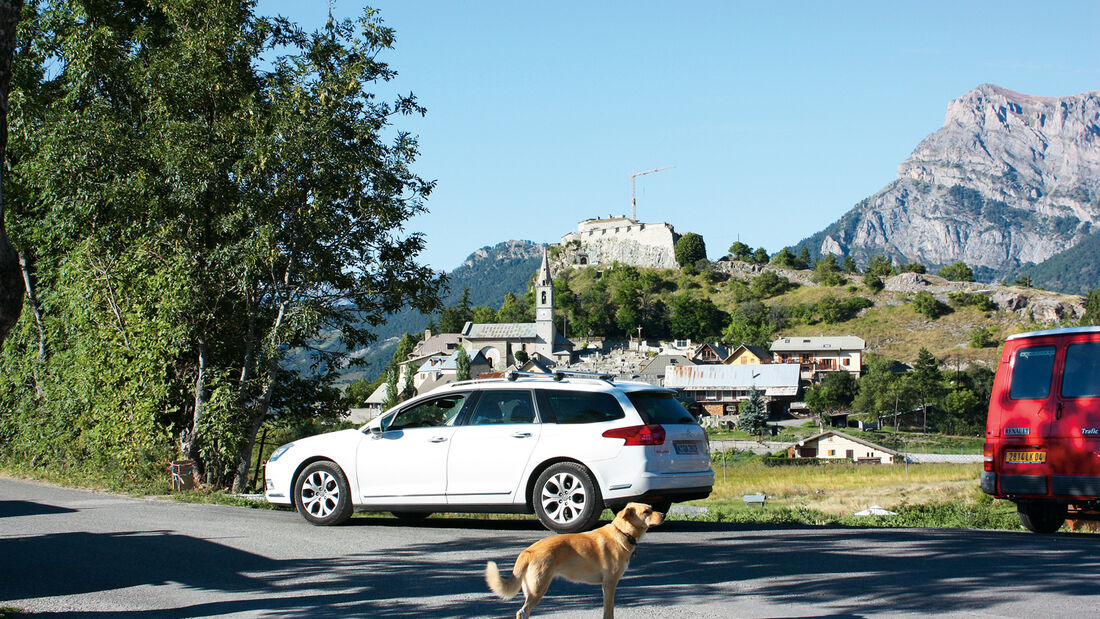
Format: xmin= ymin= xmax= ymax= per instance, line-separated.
xmin=691 ymin=343 xmax=729 ymax=359
xmin=412 ymin=332 xmax=463 ymax=357
xmin=639 ymin=354 xmax=696 ymax=376
xmin=796 ymin=430 xmax=900 ymax=456
xmin=416 ymin=348 xmax=486 ymax=372
xmin=725 ymin=344 xmax=772 ymax=363
xmin=365 ymin=382 xmax=389 ymax=405
xmin=665 ymin=363 xmax=800 ymax=396
xmin=770 ymin=336 xmax=866 ymax=352
xmin=463 ymin=322 xmax=538 ymax=340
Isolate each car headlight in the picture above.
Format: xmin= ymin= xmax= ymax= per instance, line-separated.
xmin=268 ymin=443 xmax=294 ymax=462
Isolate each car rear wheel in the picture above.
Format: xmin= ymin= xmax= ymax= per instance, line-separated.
xmin=533 ymin=462 xmax=603 ymax=533
xmin=1017 ymin=501 xmax=1067 ymax=533
xmin=294 ymin=461 xmax=353 ymax=526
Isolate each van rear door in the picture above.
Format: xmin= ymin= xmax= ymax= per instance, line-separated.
xmin=993 ymin=340 xmax=1059 ymax=441
xmin=1049 ymin=337 xmax=1100 ymax=481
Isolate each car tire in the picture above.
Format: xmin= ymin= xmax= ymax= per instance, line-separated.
xmin=533 ymin=462 xmax=603 ymax=533
xmin=391 ymin=511 xmax=432 ymax=522
xmin=294 ymin=461 xmax=353 ymax=526
xmin=1017 ymin=501 xmax=1067 ymax=534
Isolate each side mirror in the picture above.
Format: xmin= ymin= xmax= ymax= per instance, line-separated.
xmin=369 ymin=425 xmax=382 ymax=438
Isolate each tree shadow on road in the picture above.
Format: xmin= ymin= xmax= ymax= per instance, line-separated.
xmin=5 ymin=512 xmax=1100 ymax=617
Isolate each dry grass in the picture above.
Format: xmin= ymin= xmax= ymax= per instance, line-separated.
xmin=700 ymin=460 xmax=982 ymax=516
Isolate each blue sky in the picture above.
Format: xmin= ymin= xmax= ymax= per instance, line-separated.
xmin=258 ymin=1 xmax=1100 ymax=272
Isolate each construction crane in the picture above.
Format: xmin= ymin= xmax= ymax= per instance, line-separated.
xmin=630 ymin=166 xmax=674 ymax=220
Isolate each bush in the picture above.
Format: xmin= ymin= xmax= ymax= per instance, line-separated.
xmin=675 ymin=233 xmax=707 ymax=267
xmin=939 ymin=261 xmax=974 ymax=282
xmin=948 ymin=291 xmax=995 ymax=311
xmin=900 ymin=263 xmax=926 ymax=274
xmin=763 ymin=452 xmax=825 ymax=467
xmin=969 ymin=325 xmax=994 ymax=348
xmin=912 ymin=291 xmax=950 ymax=319
xmin=750 ymin=271 xmax=796 ymax=298
xmin=862 ymin=271 xmax=884 ymax=293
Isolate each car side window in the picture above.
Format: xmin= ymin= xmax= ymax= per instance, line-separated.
xmin=1062 ymin=342 xmax=1100 ymax=398
xmin=385 ymin=394 xmax=468 ymax=431
xmin=538 ymin=390 xmax=625 ymax=424
xmin=1009 ymin=346 xmax=1056 ymax=400
xmin=468 ymin=390 xmax=536 ymax=425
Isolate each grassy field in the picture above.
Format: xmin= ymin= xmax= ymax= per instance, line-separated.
xmin=706 ymin=424 xmax=984 ymax=454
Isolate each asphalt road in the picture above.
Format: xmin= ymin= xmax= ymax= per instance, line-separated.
xmin=2 ymin=477 xmax=1099 ymax=618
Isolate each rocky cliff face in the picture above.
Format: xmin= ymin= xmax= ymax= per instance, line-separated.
xmin=800 ymin=84 xmax=1100 ymax=276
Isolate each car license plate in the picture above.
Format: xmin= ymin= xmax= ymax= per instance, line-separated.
xmin=1006 ymin=450 xmax=1046 ymax=464
xmin=674 ymin=441 xmax=698 ymax=455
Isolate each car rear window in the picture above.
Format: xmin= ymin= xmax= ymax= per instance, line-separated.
xmin=1061 ymin=342 xmax=1100 ymax=398
xmin=538 ymin=391 xmax=625 ymax=424
xmin=627 ymin=391 xmax=695 ymax=424
xmin=1010 ymin=345 xmax=1056 ymax=400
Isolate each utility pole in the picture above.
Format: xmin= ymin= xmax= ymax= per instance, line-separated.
xmin=631 ymin=166 xmax=674 ymax=220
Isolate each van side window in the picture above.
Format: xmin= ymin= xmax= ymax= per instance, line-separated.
xmin=1062 ymin=342 xmax=1100 ymax=398
xmin=1010 ymin=346 xmax=1056 ymax=400
xmin=538 ymin=391 xmax=625 ymax=424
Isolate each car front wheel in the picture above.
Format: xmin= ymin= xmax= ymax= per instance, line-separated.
xmin=294 ymin=461 xmax=353 ymax=526
xmin=533 ymin=462 xmax=603 ymax=533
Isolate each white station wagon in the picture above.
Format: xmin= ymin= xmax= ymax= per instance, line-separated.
xmin=264 ymin=371 xmax=714 ymax=532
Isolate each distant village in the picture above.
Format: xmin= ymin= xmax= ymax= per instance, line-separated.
xmin=352 ymin=216 xmax=867 ymax=434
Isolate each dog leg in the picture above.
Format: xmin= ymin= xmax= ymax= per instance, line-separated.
xmin=601 ymin=578 xmax=619 ymax=619
xmin=518 ymin=571 xmax=551 ymax=619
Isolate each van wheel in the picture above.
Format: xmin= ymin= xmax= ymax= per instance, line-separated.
xmin=1018 ymin=501 xmax=1067 ymax=533
xmin=533 ymin=463 xmax=603 ymax=533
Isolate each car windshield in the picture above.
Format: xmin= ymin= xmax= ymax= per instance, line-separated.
xmin=627 ymin=391 xmax=696 ymax=424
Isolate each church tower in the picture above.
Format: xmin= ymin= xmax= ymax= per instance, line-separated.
xmin=535 ymin=249 xmax=555 ymax=358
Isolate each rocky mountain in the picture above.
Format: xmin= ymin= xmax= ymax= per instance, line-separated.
xmin=796 ymin=84 xmax=1100 ymax=289
xmin=332 ymin=240 xmax=545 ymax=384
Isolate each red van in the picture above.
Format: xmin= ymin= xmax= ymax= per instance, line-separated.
xmin=983 ymin=326 xmax=1100 ymax=532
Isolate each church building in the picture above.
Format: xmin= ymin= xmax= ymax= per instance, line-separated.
xmin=460 ymin=250 xmax=574 ymax=369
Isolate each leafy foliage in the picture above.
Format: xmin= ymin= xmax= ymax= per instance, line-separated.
xmin=737 ymin=389 xmax=768 ymax=437
xmin=0 ymin=2 xmax=440 ymax=490
xmin=939 ymin=261 xmax=975 ymax=282
xmin=674 ymin=233 xmax=707 ymax=267
xmin=912 ymin=291 xmax=950 ymax=319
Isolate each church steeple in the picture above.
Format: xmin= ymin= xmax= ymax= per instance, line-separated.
xmin=535 ymin=248 xmax=555 ymax=351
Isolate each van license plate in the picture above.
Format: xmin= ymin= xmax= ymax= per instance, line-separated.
xmin=674 ymin=441 xmax=698 ymax=455
xmin=1006 ymin=450 xmax=1046 ymax=463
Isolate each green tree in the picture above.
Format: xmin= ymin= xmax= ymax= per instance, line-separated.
xmin=910 ymin=348 xmax=945 ymax=432
xmin=752 ymin=247 xmax=770 ymax=264
xmin=805 ymin=371 xmax=857 ymax=429
xmin=842 ymin=255 xmax=857 ymax=274
xmin=811 ymin=254 xmax=844 ymax=286
xmin=728 ymin=241 xmax=752 ymax=261
xmin=513 ymin=349 xmax=529 ymax=364
xmin=675 ymin=233 xmax=707 ymax=267
xmin=0 ymin=3 xmax=442 ymax=490
xmin=737 ymin=389 xmax=769 ymax=437
xmin=0 ymin=1 xmax=23 ymax=345
xmin=722 ymin=301 xmax=782 ymax=348
xmin=901 ymin=263 xmax=926 ymax=274
xmin=344 ymin=378 xmax=375 ymax=408
xmin=497 ymin=292 xmax=530 ymax=323
xmin=455 ymin=347 xmax=471 ymax=381
xmin=670 ymin=294 xmax=728 ymax=341
xmin=939 ymin=261 xmax=974 ymax=282
xmin=865 ymin=254 xmax=896 ymax=278
xmin=383 ymin=367 xmax=400 ymax=411
xmin=1082 ymin=288 xmax=1100 ymax=325
xmin=862 ymin=271 xmax=884 ymax=293
xmin=912 ymin=291 xmax=950 ymax=319
xmin=750 ymin=270 xmax=796 ymax=299
xmin=969 ymin=325 xmax=994 ymax=348
xmin=770 ymin=248 xmax=801 ymax=269
xmin=797 ymin=247 xmax=813 ymax=269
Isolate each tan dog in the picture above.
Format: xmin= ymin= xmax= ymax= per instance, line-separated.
xmin=485 ymin=502 xmax=664 ymax=619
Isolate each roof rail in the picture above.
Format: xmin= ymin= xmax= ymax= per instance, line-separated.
xmin=504 ymin=369 xmax=616 ymax=384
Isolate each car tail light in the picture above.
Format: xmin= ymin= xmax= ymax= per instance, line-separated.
xmin=602 ymin=424 xmax=666 ymax=446
xmin=983 ymin=442 xmax=994 ymax=472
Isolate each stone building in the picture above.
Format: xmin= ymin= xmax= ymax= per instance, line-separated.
xmin=559 ymin=216 xmax=681 ymax=269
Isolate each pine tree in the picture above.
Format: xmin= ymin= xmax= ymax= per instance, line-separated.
xmin=737 ymin=388 xmax=769 ymax=438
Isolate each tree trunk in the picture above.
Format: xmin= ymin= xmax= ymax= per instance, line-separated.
xmin=182 ymin=337 xmax=207 ymax=462
xmin=0 ymin=1 xmax=25 ymax=345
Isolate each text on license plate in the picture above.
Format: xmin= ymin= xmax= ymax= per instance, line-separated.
xmin=673 ymin=441 xmax=698 ymax=455
xmin=1006 ymin=450 xmax=1046 ymax=464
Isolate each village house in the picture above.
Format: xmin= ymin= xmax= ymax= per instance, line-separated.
xmin=770 ymin=336 xmax=865 ymax=382
xmin=724 ymin=343 xmax=772 ymax=365
xmin=665 ymin=363 xmax=801 ymax=417
xmin=636 ymin=353 xmax=696 ymax=386
xmin=688 ymin=343 xmax=729 ymax=364
xmin=789 ymin=430 xmax=900 ymax=464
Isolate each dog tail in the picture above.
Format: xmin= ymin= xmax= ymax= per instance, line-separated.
xmin=485 ymin=558 xmax=525 ymax=599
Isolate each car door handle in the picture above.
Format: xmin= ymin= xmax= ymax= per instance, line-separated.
xmin=511 ymin=432 xmax=532 ymax=438
xmin=1056 ymin=402 xmax=1064 ymax=420
xmin=430 ymin=436 xmax=448 ymax=443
